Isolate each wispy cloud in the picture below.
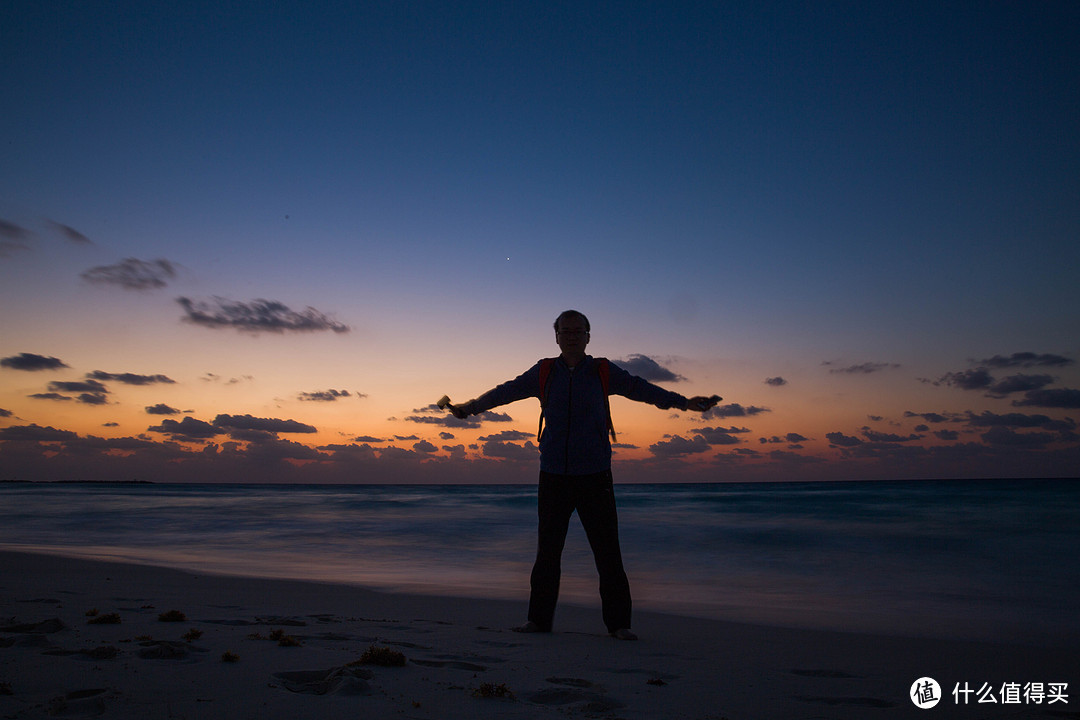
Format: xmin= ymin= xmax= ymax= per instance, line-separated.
xmin=88 ymin=371 xmax=176 ymax=385
xmin=48 ymin=220 xmax=92 ymax=244
xmin=298 ymin=389 xmax=362 ymax=402
xmin=703 ymin=403 xmax=770 ymax=419
xmin=976 ymin=352 xmax=1073 ymax=369
xmin=825 ymin=361 xmax=901 ymax=375
xmin=178 ymin=297 xmax=350 ymax=334
xmin=0 ymin=219 xmax=32 ymax=257
xmin=1 ymin=353 xmax=69 ymax=371
xmin=212 ymin=414 xmax=317 ymax=434
xmin=0 ymin=219 xmax=31 ymax=240
xmin=82 ymin=258 xmax=178 ymax=290
xmin=145 ymin=403 xmax=182 ymax=415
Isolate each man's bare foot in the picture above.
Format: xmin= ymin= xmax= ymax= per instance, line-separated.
xmin=512 ymin=621 xmax=549 ymax=633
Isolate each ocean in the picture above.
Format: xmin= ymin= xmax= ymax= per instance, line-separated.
xmin=1 ymin=478 xmax=1077 ymax=646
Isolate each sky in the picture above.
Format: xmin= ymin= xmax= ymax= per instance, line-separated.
xmin=1 ymin=0 xmax=1078 ymax=484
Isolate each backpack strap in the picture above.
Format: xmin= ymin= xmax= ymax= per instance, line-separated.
xmin=596 ymin=358 xmax=616 ymax=442
xmin=536 ymin=357 xmax=616 ymax=442
xmin=537 ymin=358 xmax=556 ymax=440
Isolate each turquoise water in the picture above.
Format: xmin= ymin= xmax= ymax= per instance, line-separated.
xmin=1 ymin=478 xmax=1076 ymax=645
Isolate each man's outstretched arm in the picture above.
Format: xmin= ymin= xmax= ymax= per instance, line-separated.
xmin=441 ymin=363 xmax=542 ymax=420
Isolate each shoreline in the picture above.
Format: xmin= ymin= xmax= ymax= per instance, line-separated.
xmin=2 ymin=550 xmax=1077 ymax=719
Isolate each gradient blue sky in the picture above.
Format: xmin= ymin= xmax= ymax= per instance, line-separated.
xmin=2 ymin=1 xmax=1078 ymax=483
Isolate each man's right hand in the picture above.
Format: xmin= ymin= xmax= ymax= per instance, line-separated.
xmin=686 ymin=395 xmax=721 ymax=412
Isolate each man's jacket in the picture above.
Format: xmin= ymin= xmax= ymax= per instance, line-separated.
xmin=469 ymin=355 xmax=689 ymax=475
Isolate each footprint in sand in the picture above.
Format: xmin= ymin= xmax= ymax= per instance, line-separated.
xmin=137 ymin=640 xmax=209 ymax=660
xmin=47 ymin=688 xmax=110 ymax=718
xmin=0 ymin=617 xmax=66 ymax=633
xmin=272 ymin=666 xmax=374 ymax=696
xmin=410 ymin=658 xmax=489 ymax=672
xmin=526 ymin=678 xmax=625 ymax=712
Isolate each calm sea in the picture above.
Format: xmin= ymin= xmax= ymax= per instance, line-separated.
xmin=1 ymin=479 xmax=1077 ymax=646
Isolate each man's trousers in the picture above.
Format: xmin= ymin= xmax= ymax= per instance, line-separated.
xmin=527 ymin=470 xmax=632 ymax=633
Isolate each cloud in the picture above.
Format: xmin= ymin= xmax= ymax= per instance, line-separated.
xmin=903 ymin=411 xmax=961 ymax=424
xmin=147 ymin=417 xmax=221 ymax=441
xmin=649 ymin=434 xmax=711 ymax=458
xmin=0 ymin=423 xmax=78 ymax=442
xmin=0 ymin=219 xmax=33 ymax=256
xmin=826 ymin=361 xmax=901 ymax=374
xmin=298 ymin=389 xmax=361 ymax=402
xmin=977 ymin=353 xmax=1073 ymax=369
xmin=0 ymin=408 xmax=12 ymax=418
xmin=616 ymin=355 xmax=685 ymax=382
xmin=964 ymin=411 xmax=1075 ymax=431
xmin=48 ymin=220 xmax=92 ymax=244
xmin=212 ymin=414 xmax=317 ymax=434
xmin=413 ymin=440 xmax=438 ymax=454
xmin=985 ymin=374 xmax=1055 ymax=398
xmin=478 ymin=430 xmax=534 ymax=442
xmin=862 ymin=429 xmax=921 ymax=443
xmin=405 ymin=407 xmax=514 ymax=429
xmin=88 ymin=371 xmax=176 ymax=385
xmin=145 ymin=404 xmax=182 ymax=415
xmin=352 ymin=435 xmax=384 ymax=443
xmin=0 ymin=218 xmax=31 ymax=240
xmin=48 ymin=380 xmax=108 ymax=395
xmin=1 ymin=353 xmax=70 ymax=371
xmin=764 ymin=377 xmax=787 ymax=387
xmin=82 ymin=258 xmax=177 ymax=290
xmin=39 ymin=379 xmax=111 ymax=405
xmin=933 ymin=429 xmax=960 ymax=441
xmin=692 ymin=426 xmax=749 ymax=445
xmin=760 ymin=435 xmax=809 ymax=447
xmin=178 ymin=297 xmax=350 ymax=334
xmin=703 ymin=403 xmax=770 ymax=419
xmin=980 ymin=426 xmax=1058 ymax=448
xmin=481 ymin=440 xmax=538 ymax=461
xmin=826 ymin=432 xmax=863 ymax=447
xmin=29 ymin=388 xmax=107 ymax=405
xmin=938 ymin=368 xmax=994 ymax=391
xmin=1012 ymin=388 xmax=1080 ymax=409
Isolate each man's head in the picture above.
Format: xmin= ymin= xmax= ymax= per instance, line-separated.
xmin=554 ymin=310 xmax=590 ymax=361
xmin=553 ymin=309 xmax=590 ymax=333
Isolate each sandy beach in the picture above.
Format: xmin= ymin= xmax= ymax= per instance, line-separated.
xmin=1 ymin=550 xmax=1075 ymax=719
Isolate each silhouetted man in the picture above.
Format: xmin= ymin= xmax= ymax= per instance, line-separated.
xmin=445 ymin=309 xmax=719 ymax=640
